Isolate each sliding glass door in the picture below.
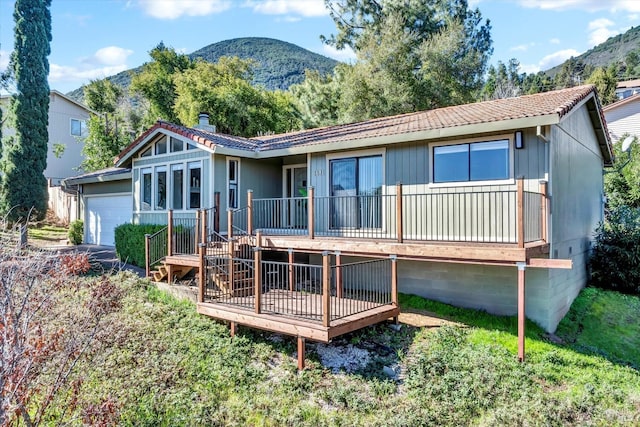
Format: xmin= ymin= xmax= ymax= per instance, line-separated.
xmin=330 ymin=155 xmax=382 ymax=229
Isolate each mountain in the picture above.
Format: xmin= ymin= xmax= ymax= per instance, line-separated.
xmin=66 ymin=37 xmax=339 ymax=102
xmin=545 ymin=25 xmax=640 ymax=77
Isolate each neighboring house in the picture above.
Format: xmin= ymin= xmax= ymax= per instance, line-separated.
xmin=0 ymin=90 xmax=92 ymax=222
xmin=67 ymin=85 xmax=611 ymax=363
xmin=615 ymin=79 xmax=640 ymax=101
xmin=603 ymin=93 xmax=640 ymax=143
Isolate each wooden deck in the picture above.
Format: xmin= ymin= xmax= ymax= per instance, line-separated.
xmin=198 ymin=289 xmax=400 ymax=342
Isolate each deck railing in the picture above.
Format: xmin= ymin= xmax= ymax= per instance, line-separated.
xmin=144 ymin=226 xmax=168 ymax=277
xmin=251 ymin=179 xmax=548 ymax=246
xmin=200 ymin=250 xmax=397 ymax=325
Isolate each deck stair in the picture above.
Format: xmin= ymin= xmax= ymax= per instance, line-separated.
xmin=208 ymin=258 xmax=254 ymax=297
xmin=151 ymin=263 xmax=194 ymax=282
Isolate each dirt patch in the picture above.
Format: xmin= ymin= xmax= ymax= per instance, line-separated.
xmin=398 ymin=309 xmax=462 ymax=328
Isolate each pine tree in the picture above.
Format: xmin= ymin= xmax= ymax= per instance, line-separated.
xmin=0 ymin=0 xmax=52 ymax=222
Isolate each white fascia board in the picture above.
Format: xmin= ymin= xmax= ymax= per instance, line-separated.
xmin=63 ymin=171 xmax=132 ymax=186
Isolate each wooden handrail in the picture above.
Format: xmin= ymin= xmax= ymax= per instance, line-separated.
xmin=322 ymin=251 xmax=330 ymax=327
xmin=517 ymin=178 xmax=524 ymax=248
xmin=396 ymin=183 xmax=403 ymax=243
xmin=247 ymin=190 xmax=253 ymax=235
xmin=308 ymin=187 xmax=315 ymax=240
xmin=167 ymin=209 xmax=174 ymax=257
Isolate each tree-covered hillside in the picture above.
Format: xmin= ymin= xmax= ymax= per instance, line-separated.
xmin=66 ymin=37 xmax=338 ymax=102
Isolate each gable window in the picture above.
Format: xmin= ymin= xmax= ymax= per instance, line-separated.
xmin=170 ymin=137 xmax=183 ymax=152
xmin=329 ymin=154 xmax=382 ymax=229
xmin=140 ymin=146 xmax=152 ymax=158
xmin=188 ymin=162 xmax=201 ymax=209
xmin=227 ymin=158 xmax=239 ymax=209
xmin=155 ymin=166 xmax=167 ymax=210
xmin=70 ymin=118 xmax=85 ymax=136
xmin=171 ymin=164 xmax=184 ymax=210
xmin=155 ymin=137 xmax=167 ymax=155
xmin=433 ymin=139 xmax=509 ymax=183
xmin=141 ymin=168 xmax=152 ymax=211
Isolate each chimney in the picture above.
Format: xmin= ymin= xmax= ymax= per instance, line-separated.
xmin=196 ymin=112 xmax=216 ymax=132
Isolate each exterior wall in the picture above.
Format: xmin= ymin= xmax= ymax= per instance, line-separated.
xmin=132 ymin=140 xmax=210 ymax=225
xmin=1 ymin=92 xmax=91 ymax=185
xmin=83 ymin=180 xmax=131 ymax=195
xmin=604 ymin=98 xmax=640 ymax=143
xmin=546 ymin=103 xmax=605 ymax=331
xmin=45 ymin=92 xmax=91 ymax=184
xmin=47 ymin=186 xmax=78 ymax=224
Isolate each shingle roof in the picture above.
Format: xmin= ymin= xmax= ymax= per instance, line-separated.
xmin=253 ymin=85 xmax=600 ymax=150
xmin=117 ymin=85 xmax=609 ymax=164
xmin=62 ymin=167 xmax=131 ymax=185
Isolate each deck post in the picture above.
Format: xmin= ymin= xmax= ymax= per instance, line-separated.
xmin=390 ymin=255 xmax=398 ymax=306
xmin=194 ymin=210 xmax=201 ymax=254
xmin=254 ymin=247 xmax=262 ymax=314
xmin=201 ymin=208 xmax=208 ymax=245
xmin=322 ymin=251 xmax=331 ymax=327
xmin=297 ymin=336 xmax=306 ymax=371
xmin=214 ymin=191 xmax=220 ymax=232
xmin=308 ymin=187 xmax=315 ymax=239
xmin=247 ymin=189 xmax=253 ymax=235
xmin=227 ymin=208 xmax=233 ymax=239
xmin=167 ymin=209 xmax=174 ymax=257
xmin=335 ymin=251 xmax=343 ymax=299
xmin=144 ymin=234 xmax=151 ymax=278
xmin=230 ymin=321 xmax=237 ymax=338
xmin=517 ymin=177 xmax=525 ymax=248
xmin=198 ymin=243 xmax=205 ymax=303
xmin=396 ymin=183 xmax=403 ymax=243
xmin=539 ymin=180 xmax=548 ymax=243
xmin=517 ymin=262 xmax=526 ymax=362
xmin=288 ymin=248 xmax=294 ymax=292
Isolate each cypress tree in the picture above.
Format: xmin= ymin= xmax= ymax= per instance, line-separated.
xmin=0 ymin=0 xmax=52 ymax=222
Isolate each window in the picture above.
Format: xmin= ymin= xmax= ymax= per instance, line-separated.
xmin=70 ymin=119 xmax=85 ymax=136
xmin=329 ymin=155 xmax=382 ymax=228
xmin=433 ymin=139 xmax=509 ymax=183
xmin=141 ymin=168 xmax=152 ymax=211
xmin=171 ymin=164 xmax=184 ymax=210
xmin=170 ymin=137 xmax=183 ymax=152
xmin=188 ymin=162 xmax=201 ymax=209
xmin=155 ymin=136 xmax=167 ymax=155
xmin=227 ymin=159 xmax=239 ymax=209
xmin=155 ymin=166 xmax=167 ymax=210
xmin=140 ymin=146 xmax=152 ymax=158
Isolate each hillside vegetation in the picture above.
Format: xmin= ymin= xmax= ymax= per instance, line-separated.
xmin=66 ymin=37 xmax=338 ymax=102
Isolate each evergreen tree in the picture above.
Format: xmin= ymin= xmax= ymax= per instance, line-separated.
xmin=0 ymin=0 xmax=52 ymax=222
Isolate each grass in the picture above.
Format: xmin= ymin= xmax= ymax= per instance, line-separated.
xmin=28 ymin=223 xmax=68 ymax=243
xmin=49 ymin=277 xmax=640 ymax=425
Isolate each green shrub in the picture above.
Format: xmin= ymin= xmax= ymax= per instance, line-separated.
xmin=114 ymin=223 xmax=166 ymax=267
xmin=68 ymin=220 xmax=83 ymax=245
xmin=589 ymin=206 xmax=640 ymax=295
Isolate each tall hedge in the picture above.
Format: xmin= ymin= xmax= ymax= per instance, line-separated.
xmin=114 ymin=223 xmax=166 ymax=268
xmin=0 ymin=0 xmax=52 ymax=222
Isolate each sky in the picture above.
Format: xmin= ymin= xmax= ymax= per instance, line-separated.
xmin=0 ymin=0 xmax=639 ymax=94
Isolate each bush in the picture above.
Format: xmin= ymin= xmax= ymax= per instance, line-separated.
xmin=68 ymin=220 xmax=83 ymax=245
xmin=114 ymin=223 xmax=166 ymax=267
xmin=589 ymin=206 xmax=640 ymax=294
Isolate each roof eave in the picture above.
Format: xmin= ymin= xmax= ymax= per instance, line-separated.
xmin=62 ymin=170 xmax=132 ymax=186
xmin=256 ymin=114 xmax=561 ymax=158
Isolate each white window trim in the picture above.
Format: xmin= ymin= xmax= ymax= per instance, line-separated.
xmin=188 ymin=160 xmax=203 ymax=210
xmin=282 ymin=163 xmax=307 ymax=198
xmin=170 ymin=163 xmax=185 ymax=210
xmin=70 ymin=118 xmax=85 ymax=137
xmin=428 ymin=134 xmax=515 ymax=188
xmin=226 ymin=157 xmax=240 ymax=210
xmin=140 ymin=167 xmax=153 ymax=211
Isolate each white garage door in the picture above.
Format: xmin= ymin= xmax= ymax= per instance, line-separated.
xmin=85 ymin=194 xmax=132 ymax=246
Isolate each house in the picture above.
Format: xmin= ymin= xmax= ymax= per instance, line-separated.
xmin=68 ymin=85 xmax=612 ymax=366
xmin=603 ymin=93 xmax=640 ymax=144
xmin=0 ymin=90 xmax=92 ymax=222
xmin=615 ymin=79 xmax=640 ymax=101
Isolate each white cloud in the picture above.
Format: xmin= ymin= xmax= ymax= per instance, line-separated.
xmin=245 ymin=0 xmax=327 ymax=17
xmin=587 ymin=18 xmax=618 ymax=45
xmin=0 ymin=50 xmax=10 ymax=73
xmin=82 ymin=46 xmax=134 ymax=66
xmin=321 ymin=44 xmax=356 ymax=62
xmin=49 ymin=63 xmax=130 ymax=83
xmin=538 ymin=48 xmax=581 ymax=70
xmin=516 ymin=0 xmax=640 ymax=12
xmin=549 ymin=38 xmax=560 ymax=44
xmin=519 ymin=63 xmax=541 ymax=75
xmin=510 ymin=43 xmax=535 ymax=52
xmin=137 ymin=0 xmax=231 ymax=20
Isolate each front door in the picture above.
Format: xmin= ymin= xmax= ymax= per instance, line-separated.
xmin=284 ymin=166 xmax=307 ymax=228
